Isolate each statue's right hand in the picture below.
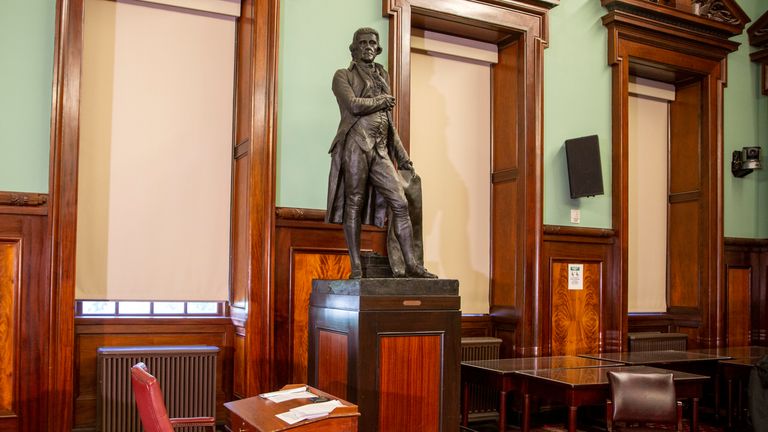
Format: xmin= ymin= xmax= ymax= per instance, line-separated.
xmin=382 ymin=95 xmax=396 ymax=109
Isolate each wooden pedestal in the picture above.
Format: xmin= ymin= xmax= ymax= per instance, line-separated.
xmin=308 ymin=279 xmax=460 ymax=432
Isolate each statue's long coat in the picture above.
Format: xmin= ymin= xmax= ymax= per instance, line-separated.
xmin=325 ymin=61 xmax=409 ymax=227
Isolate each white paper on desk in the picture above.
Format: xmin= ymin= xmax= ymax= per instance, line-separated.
xmin=275 ymin=400 xmax=343 ymax=424
xmin=267 ymin=391 xmax=316 ymax=403
xmin=259 ymin=386 xmax=307 ymax=399
xmin=275 ymin=411 xmax=328 ymax=425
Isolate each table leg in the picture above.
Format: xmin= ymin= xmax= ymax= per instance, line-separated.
xmin=461 ymin=381 xmax=469 ymax=427
xmin=522 ymin=393 xmax=530 ymax=432
xmin=692 ymin=397 xmax=699 ymax=432
xmin=499 ymin=390 xmax=507 ymax=432
xmin=714 ymin=371 xmax=721 ymax=421
xmin=737 ymin=379 xmax=744 ymax=425
xmin=727 ymin=379 xmax=733 ymax=428
xmin=568 ymin=405 xmax=578 ymax=432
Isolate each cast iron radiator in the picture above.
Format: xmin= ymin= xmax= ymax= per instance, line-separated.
xmin=461 ymin=337 xmax=502 ymax=421
xmin=627 ymin=332 xmax=688 ymax=351
xmin=96 ymin=345 xmax=218 ymax=432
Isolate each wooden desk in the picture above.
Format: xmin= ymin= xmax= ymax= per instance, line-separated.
xmin=517 ymin=365 xmax=708 ymax=432
xmin=579 ymin=350 xmax=730 ymax=367
xmin=224 ymin=385 xmax=359 ymax=432
xmin=460 ymin=356 xmax=618 ymax=431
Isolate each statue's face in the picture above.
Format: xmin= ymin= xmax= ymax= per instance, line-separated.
xmin=354 ymin=33 xmax=379 ymax=63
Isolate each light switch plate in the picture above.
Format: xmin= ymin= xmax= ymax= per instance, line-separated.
xmin=570 ymin=209 xmax=581 ymax=224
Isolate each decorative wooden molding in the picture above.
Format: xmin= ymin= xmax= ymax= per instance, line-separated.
xmin=543 ymin=224 xmax=616 ymax=239
xmin=724 ymin=237 xmax=768 ymax=251
xmin=749 ymin=11 xmax=768 ymax=95
xmin=275 ymin=207 xmax=325 ymax=222
xmin=601 ymin=0 xmax=748 ymax=40
xmin=0 ymin=192 xmax=48 ymax=207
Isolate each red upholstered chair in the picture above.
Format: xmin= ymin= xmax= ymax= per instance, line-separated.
xmin=606 ymin=371 xmax=683 ymax=431
xmin=130 ymin=362 xmax=216 ymax=432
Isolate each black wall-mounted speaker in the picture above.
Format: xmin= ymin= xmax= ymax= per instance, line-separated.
xmin=565 ymin=135 xmax=604 ymax=199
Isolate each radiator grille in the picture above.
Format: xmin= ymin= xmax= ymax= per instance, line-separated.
xmin=97 ymin=346 xmax=218 ymax=432
xmin=627 ymin=332 xmax=688 ymax=352
xmin=462 ymin=337 xmax=502 ymax=419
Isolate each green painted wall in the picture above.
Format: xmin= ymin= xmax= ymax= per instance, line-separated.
xmin=723 ymin=0 xmax=768 ymax=238
xmin=276 ymin=0 xmax=388 ymax=209
xmin=0 ymin=0 xmax=56 ymax=193
xmin=543 ymin=0 xmax=612 ymax=228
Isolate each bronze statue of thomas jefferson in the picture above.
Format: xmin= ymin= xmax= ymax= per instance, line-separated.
xmin=325 ymin=27 xmax=436 ymax=280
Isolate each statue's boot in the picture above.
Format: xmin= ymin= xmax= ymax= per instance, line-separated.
xmin=392 ymin=216 xmax=437 ymax=279
xmin=343 ymin=218 xmax=363 ymax=279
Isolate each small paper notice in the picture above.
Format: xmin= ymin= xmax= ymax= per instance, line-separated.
xmin=276 ymin=400 xmax=343 ymax=424
xmin=568 ymin=264 xmax=583 ymax=290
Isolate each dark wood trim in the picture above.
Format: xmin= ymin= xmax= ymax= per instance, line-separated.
xmin=460 ymin=314 xmax=493 ymax=338
xmin=275 ymin=207 xmax=326 ymax=222
xmin=749 ymin=11 xmax=768 ymax=95
xmin=490 ymin=168 xmax=519 ymax=184
xmin=233 ymin=139 xmax=249 ymax=159
xmin=603 ymin=4 xmax=737 ymax=349
xmin=725 ymin=237 xmax=768 ymax=251
xmin=48 ymin=0 xmax=83 ymax=428
xmin=543 ymin=225 xmax=616 ymax=240
xmin=239 ymin=0 xmax=280 ymax=398
xmin=668 ymin=191 xmax=701 ymax=203
xmin=0 ymin=192 xmax=48 ymax=207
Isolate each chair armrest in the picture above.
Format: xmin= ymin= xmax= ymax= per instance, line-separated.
xmin=170 ymin=417 xmax=216 ymax=428
xmin=675 ymin=401 xmax=683 ymax=431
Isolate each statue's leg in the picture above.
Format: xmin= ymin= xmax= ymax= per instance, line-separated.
xmin=342 ymin=144 xmax=369 ymax=279
xmin=369 ymin=159 xmax=436 ymax=279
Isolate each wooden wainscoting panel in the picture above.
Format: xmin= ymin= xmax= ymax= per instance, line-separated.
xmin=491 ymin=180 xmax=518 ymax=308
xmin=551 ymin=261 xmax=601 ymax=356
xmin=234 ymin=329 xmax=246 ymax=398
xmin=291 ymin=251 xmax=350 ymax=385
xmin=74 ymin=318 xmax=234 ymax=429
xmin=727 ymin=267 xmax=751 ymax=346
xmin=0 ymin=240 xmax=19 ymax=417
xmin=317 ymin=329 xmax=348 ymax=399
xmin=668 ymin=200 xmax=701 ymax=309
xmin=378 ymin=334 xmax=441 ymax=432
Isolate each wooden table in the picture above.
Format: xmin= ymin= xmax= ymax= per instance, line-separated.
xmin=688 ymin=346 xmax=768 ymax=425
xmin=224 ymin=385 xmax=359 ymax=432
xmin=517 ymin=365 xmax=708 ymax=432
xmin=579 ymin=350 xmax=730 ymax=367
xmin=460 ymin=356 xmax=618 ymax=431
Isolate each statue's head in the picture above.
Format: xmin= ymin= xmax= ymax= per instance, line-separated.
xmin=349 ymin=27 xmax=382 ymax=63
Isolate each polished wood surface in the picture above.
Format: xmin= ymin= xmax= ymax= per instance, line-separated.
xmin=463 ymin=356 xmax=618 ymax=374
xmin=726 ymin=268 xmax=751 ymax=346
xmin=579 ymin=350 xmax=729 ymax=365
xmin=378 ymin=335 xmax=441 ymax=431
xmin=384 ymin=0 xmax=554 ymax=358
xmin=0 ymin=192 xmax=47 ymax=207
xmin=274 ymin=217 xmax=386 ymax=387
xmin=0 ymin=211 xmax=50 ymax=430
xmin=225 ymin=385 xmax=359 ymax=432
xmin=520 ymin=365 xmax=708 ymax=432
xmin=688 ymin=345 xmax=768 ymax=360
xmin=0 ymin=240 xmax=18 ymax=416
xmin=317 ymin=330 xmax=348 ymax=400
xmin=73 ymin=317 xmax=235 ymax=429
xmin=542 ymin=227 xmax=618 ymax=353
xmin=291 ymin=252 xmax=349 ymax=384
xmin=749 ymin=11 xmax=768 ymax=94
xmin=724 ymin=238 xmax=768 ymax=346
xmin=551 ymin=262 xmax=600 ymax=356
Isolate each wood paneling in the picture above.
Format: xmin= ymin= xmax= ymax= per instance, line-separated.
xmin=378 ymin=335 xmax=441 ymax=432
xmin=0 ymin=240 xmax=19 ymax=417
xmin=73 ymin=317 xmax=234 ymax=430
xmin=317 ymin=330 xmax=348 ymax=400
xmin=234 ymin=331 xmax=245 ymax=398
xmin=460 ymin=314 xmax=493 ymax=338
xmin=274 ymin=211 xmax=386 ymax=388
xmin=543 ymin=226 xmax=618 ymax=354
xmin=668 ymin=201 xmax=701 ymax=309
xmin=291 ymin=252 xmax=350 ymax=384
xmin=551 ymin=261 xmax=601 ymax=356
xmin=0 ymin=210 xmax=50 ymax=431
xmin=726 ymin=268 xmax=751 ymax=346
xmin=725 ymin=238 xmax=768 ymax=345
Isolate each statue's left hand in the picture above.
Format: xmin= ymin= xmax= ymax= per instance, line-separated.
xmin=399 ymin=160 xmax=414 ymax=171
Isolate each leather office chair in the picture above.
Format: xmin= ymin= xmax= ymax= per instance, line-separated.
xmin=606 ymin=371 xmax=683 ymax=431
xmin=131 ymin=362 xmax=216 ymax=432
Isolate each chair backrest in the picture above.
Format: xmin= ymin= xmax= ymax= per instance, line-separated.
xmin=130 ymin=362 xmax=174 ymax=432
xmin=608 ymin=371 xmax=677 ymax=424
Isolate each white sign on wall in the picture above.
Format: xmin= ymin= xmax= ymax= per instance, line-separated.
xmin=568 ymin=264 xmax=584 ymax=290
